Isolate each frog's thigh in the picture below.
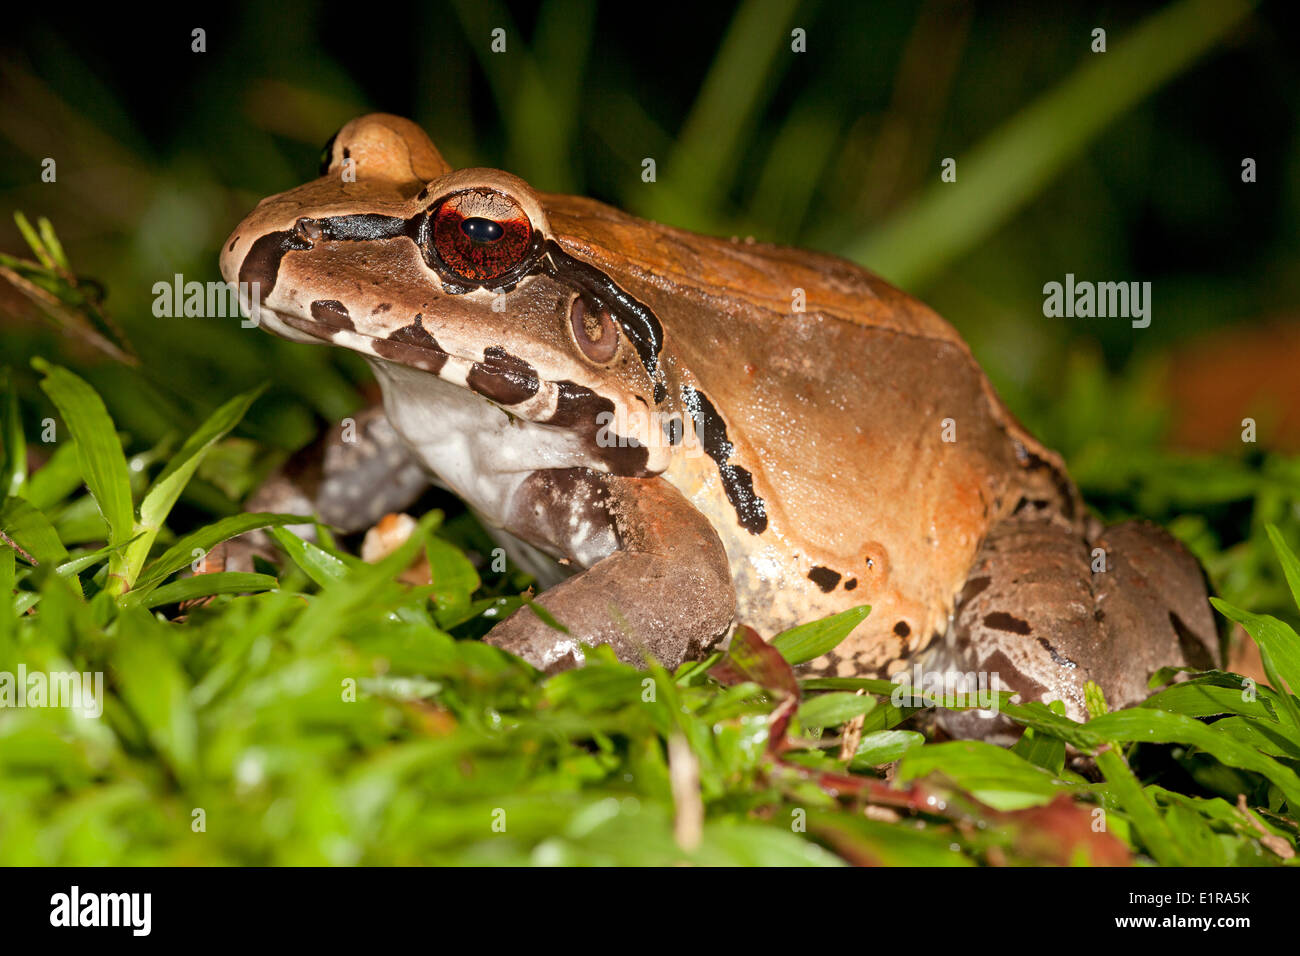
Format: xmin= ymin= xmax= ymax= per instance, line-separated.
xmin=485 ymin=473 xmax=737 ymax=674
xmin=932 ymin=516 xmax=1216 ymax=731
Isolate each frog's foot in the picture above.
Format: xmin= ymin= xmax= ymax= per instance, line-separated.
xmin=484 ymin=472 xmax=737 ymax=674
xmin=929 ymin=515 xmax=1217 ymax=740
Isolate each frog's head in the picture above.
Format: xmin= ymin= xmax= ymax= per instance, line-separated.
xmin=221 ymin=113 xmax=669 ymax=476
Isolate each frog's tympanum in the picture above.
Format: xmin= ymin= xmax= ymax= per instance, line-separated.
xmin=221 ymin=114 xmax=1217 ymax=727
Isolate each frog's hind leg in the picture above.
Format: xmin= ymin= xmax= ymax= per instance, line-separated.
xmin=928 ymin=514 xmax=1217 ymax=740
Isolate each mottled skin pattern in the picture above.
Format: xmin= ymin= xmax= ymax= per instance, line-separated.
xmin=221 ymin=113 xmax=1217 ymax=722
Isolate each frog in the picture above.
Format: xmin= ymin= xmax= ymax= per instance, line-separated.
xmin=219 ymin=113 xmax=1218 ymax=725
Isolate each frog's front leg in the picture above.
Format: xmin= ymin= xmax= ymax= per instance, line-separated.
xmin=929 ymin=515 xmax=1217 ymax=738
xmin=484 ymin=468 xmax=737 ymax=674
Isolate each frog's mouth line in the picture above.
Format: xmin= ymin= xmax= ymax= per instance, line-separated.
xmin=275 ymin=310 xmax=660 ymax=477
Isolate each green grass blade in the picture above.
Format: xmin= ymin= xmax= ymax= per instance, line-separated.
xmin=848 ymin=0 xmax=1256 ymax=287
xmin=111 ymin=609 xmax=199 ymax=780
xmin=125 ymin=571 xmax=279 ymax=608
xmin=772 ymin=604 xmax=870 ymax=666
xmin=1266 ymin=524 xmax=1300 ymax=615
xmin=22 ymin=442 xmax=82 ymax=511
xmin=270 ymin=526 xmax=352 ymax=587
xmin=32 ymin=359 xmax=134 ymax=589
xmin=796 ymin=691 xmax=876 ymax=729
xmin=655 ymin=0 xmax=801 ymax=226
xmin=1 ymin=372 xmax=25 ymax=498
xmin=56 ymin=534 xmax=143 ymax=578
xmin=122 ymin=385 xmax=266 ymax=587
xmin=1086 ymin=708 xmax=1300 ymax=808
xmin=134 ymin=512 xmax=308 ymax=593
xmin=0 ymin=495 xmax=69 ymax=567
xmin=36 ymin=216 xmax=70 ymax=271
xmin=1095 ymin=747 xmax=1186 ymax=866
xmin=13 ymin=211 xmax=55 ymax=270
xmin=1210 ymin=597 xmax=1300 ymax=731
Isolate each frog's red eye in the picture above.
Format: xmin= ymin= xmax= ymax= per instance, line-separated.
xmin=429 ymin=190 xmax=533 ymax=284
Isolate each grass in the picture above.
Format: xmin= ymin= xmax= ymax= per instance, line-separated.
xmin=2 ymin=231 xmax=1299 ymax=864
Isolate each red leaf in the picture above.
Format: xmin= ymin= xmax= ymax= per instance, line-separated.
xmin=710 ymin=625 xmax=801 ymax=754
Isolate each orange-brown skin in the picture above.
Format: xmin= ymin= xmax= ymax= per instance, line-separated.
xmin=222 ymin=114 xmax=1215 ymax=724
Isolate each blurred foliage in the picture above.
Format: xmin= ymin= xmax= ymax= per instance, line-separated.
xmin=2 ymin=0 xmax=1300 ymax=863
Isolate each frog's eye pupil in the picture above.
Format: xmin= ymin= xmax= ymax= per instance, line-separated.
xmin=429 ymin=193 xmax=533 ymax=283
xmin=461 ymin=217 xmax=504 ymax=243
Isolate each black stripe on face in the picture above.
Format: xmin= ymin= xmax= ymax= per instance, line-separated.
xmin=540 ymin=241 xmax=666 ymax=404
xmin=239 ymin=231 xmax=311 ymax=298
xmin=238 ymin=214 xmax=423 ymax=299
xmin=547 ymin=380 xmax=651 ymax=477
xmin=681 ymin=385 xmax=767 ymax=535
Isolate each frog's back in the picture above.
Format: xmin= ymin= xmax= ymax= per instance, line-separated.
xmin=546 ymin=192 xmax=1076 ymax=673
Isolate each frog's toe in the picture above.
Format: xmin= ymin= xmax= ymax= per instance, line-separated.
xmin=930 ymin=515 xmax=1217 ymax=740
xmin=484 ymin=615 xmax=586 ymax=675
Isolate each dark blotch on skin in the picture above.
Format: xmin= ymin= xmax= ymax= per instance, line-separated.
xmin=546 ymin=381 xmax=651 ymax=477
xmin=959 ymin=575 xmax=991 ymax=606
xmin=1035 ymin=636 xmax=1077 ymax=669
xmin=239 ymin=231 xmax=311 ymax=298
xmin=893 ymin=621 xmax=911 ymax=638
xmin=983 ymin=611 xmax=1032 ymax=635
xmin=508 ymin=467 xmax=618 ymax=557
xmin=681 ymin=384 xmax=767 ymax=535
xmin=983 ymin=650 xmax=1049 ymax=702
xmin=808 ymin=566 xmax=841 ymax=592
xmin=228 ymin=237 xmax=238 ymax=252
xmin=844 ymin=578 xmax=857 ymax=591
xmin=372 ymin=314 xmax=448 ymax=375
xmin=310 ymin=300 xmax=354 ymax=331
xmin=467 ymin=346 xmax=541 ymax=405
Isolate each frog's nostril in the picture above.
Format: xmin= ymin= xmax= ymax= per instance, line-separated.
xmin=293 ymin=217 xmax=323 ymax=242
